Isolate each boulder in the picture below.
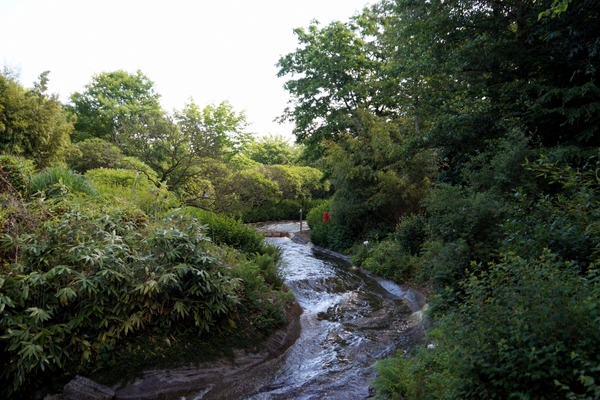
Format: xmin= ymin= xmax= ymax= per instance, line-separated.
xmin=45 ymin=375 xmax=115 ymax=400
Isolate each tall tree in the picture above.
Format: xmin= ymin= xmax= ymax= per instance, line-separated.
xmin=69 ymin=70 xmax=163 ymax=142
xmin=117 ymin=100 xmax=252 ymax=211
xmin=0 ymin=71 xmax=73 ymax=168
xmin=402 ymin=0 xmax=600 ymax=164
xmin=174 ymin=100 xmax=251 ymax=160
xmin=276 ymin=12 xmax=402 ymax=150
xmin=245 ymin=135 xmax=299 ymax=165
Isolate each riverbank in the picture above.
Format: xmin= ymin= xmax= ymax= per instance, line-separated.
xmin=289 ymin=230 xmax=429 ymax=313
xmin=47 ymin=222 xmax=430 ymax=400
xmin=249 ymin=229 xmax=427 ymax=397
xmin=45 ymin=301 xmax=303 ymax=400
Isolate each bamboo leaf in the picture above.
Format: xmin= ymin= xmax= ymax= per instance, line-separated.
xmin=26 ymin=307 xmax=52 ymax=324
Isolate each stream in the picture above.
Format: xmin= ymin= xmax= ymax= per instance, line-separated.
xmin=241 ymin=222 xmax=426 ymax=399
xmin=112 ymin=223 xmax=426 ymax=400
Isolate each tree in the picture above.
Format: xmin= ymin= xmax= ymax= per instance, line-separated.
xmin=276 ymin=13 xmax=400 ymax=149
xmin=174 ymin=100 xmax=251 ymax=160
xmin=69 ymin=70 xmax=163 ymax=142
xmin=117 ymin=100 xmax=253 ymax=211
xmin=66 ymin=138 xmax=124 ymax=172
xmin=0 ymin=71 xmax=73 ymax=168
xmin=245 ymin=135 xmax=299 ymax=165
xmin=277 ymin=4 xmax=443 ymax=246
xmin=277 ymin=2 xmax=444 ymax=155
xmin=260 ymin=164 xmax=328 ymax=202
xmin=401 ymin=0 xmax=600 ymax=169
xmin=117 ymin=113 xmax=196 ymax=189
xmin=324 ymin=111 xmax=435 ymax=248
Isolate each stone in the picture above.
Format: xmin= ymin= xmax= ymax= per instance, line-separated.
xmin=113 ymin=300 xmax=303 ymax=400
xmin=61 ymin=375 xmax=115 ymax=400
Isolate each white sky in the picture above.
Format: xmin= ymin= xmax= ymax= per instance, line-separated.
xmin=0 ymin=0 xmax=372 ymax=140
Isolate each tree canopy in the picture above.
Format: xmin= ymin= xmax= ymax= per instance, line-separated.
xmin=69 ymin=70 xmax=163 ymax=142
xmin=0 ymin=71 xmax=73 ymax=168
xmin=280 ymin=1 xmax=600 ymax=397
xmin=246 ymin=135 xmax=299 ymax=165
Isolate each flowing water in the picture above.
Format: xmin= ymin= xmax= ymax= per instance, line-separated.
xmin=238 ymin=223 xmax=425 ymax=399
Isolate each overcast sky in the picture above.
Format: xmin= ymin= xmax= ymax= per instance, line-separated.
xmin=0 ymin=0 xmax=372 ymax=139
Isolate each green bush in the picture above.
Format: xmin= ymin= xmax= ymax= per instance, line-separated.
xmin=66 ymin=139 xmax=158 ymax=184
xmin=372 ymin=332 xmax=456 ymax=400
xmin=328 ymin=188 xmax=368 ymax=250
xmin=384 ymin=155 xmax=600 ymax=400
xmin=235 ymin=168 xmax=282 ymax=208
xmin=242 ymin=198 xmax=327 ymax=223
xmin=306 ymin=201 xmax=331 ymax=247
xmin=260 ymin=164 xmax=329 ymax=201
xmin=395 ymin=214 xmax=428 ymax=256
xmin=0 ymin=206 xmax=243 ymax=396
xmin=373 ymin=252 xmax=600 ymax=400
xmin=67 ymin=138 xmax=123 ymax=173
xmin=230 ymin=259 xmax=290 ymax=334
xmin=423 ymin=185 xmax=507 ymax=291
xmin=0 ymin=155 xmax=34 ymax=197
xmin=189 ymin=208 xmax=267 ymax=255
xmin=86 ymin=168 xmax=154 ymax=189
xmin=30 ymin=166 xmax=98 ymax=198
xmin=354 ymin=214 xmax=429 ymax=284
xmin=328 ymin=222 xmax=356 ymax=252
xmin=252 ymin=248 xmax=285 ymax=289
xmin=502 ymin=155 xmax=600 ymax=270
xmin=356 ymin=240 xmax=420 ymax=284
xmin=449 ymin=252 xmax=600 ymax=399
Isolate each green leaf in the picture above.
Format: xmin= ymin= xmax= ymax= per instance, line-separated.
xmin=26 ymin=307 xmax=52 ymax=324
xmin=55 ymin=287 xmax=77 ymax=306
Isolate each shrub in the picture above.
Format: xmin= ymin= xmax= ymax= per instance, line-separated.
xmin=86 ymin=168 xmax=153 ymax=189
xmin=30 ymin=166 xmax=98 ymax=198
xmin=67 ymin=138 xmax=123 ymax=173
xmin=395 ymin=214 xmax=428 ymax=256
xmin=449 ymin=252 xmax=600 ymax=399
xmin=0 ymin=155 xmax=34 ymax=197
xmin=502 ymin=155 xmax=600 ymax=270
xmin=354 ymin=213 xmax=428 ymax=284
xmin=234 ymin=168 xmax=282 ymax=208
xmin=356 ymin=240 xmax=420 ymax=284
xmin=373 ymin=252 xmax=600 ymax=400
xmin=0 ymin=207 xmax=243 ymax=396
xmin=242 ymin=198 xmax=327 ymax=223
xmin=425 ymin=185 xmax=506 ymax=260
xmin=260 ymin=164 xmax=329 ymax=201
xmin=423 ymin=185 xmax=507 ymax=292
xmin=372 ymin=332 xmax=456 ymax=400
xmin=189 ymin=208 xmax=267 ymax=255
xmin=0 ymin=194 xmax=41 ymax=274
xmin=306 ymin=201 xmax=331 ymax=247
xmin=252 ymin=249 xmax=285 ymax=289
xmin=328 ymin=187 xmax=368 ymax=250
xmin=328 ymin=222 xmax=356 ymax=252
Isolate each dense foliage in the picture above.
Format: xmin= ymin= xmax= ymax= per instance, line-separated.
xmin=3 ymin=0 xmax=599 ymax=395
xmin=65 ymin=69 xmax=329 ymax=218
xmin=0 ymin=72 xmax=73 ymax=168
xmin=0 ymin=67 xmax=315 ymax=397
xmin=278 ymin=0 xmax=600 ymax=398
xmin=0 ymin=158 xmax=292 ymax=397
